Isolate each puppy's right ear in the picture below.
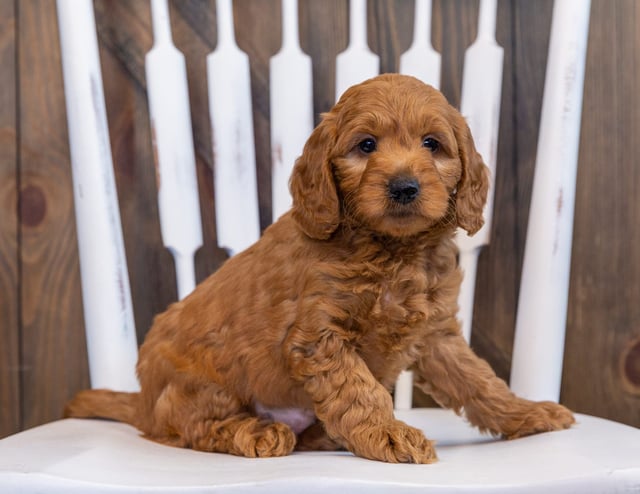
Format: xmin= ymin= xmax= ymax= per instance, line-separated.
xmin=289 ymin=116 xmax=340 ymax=239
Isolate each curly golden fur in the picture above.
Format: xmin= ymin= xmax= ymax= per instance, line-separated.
xmin=66 ymin=74 xmax=574 ymax=463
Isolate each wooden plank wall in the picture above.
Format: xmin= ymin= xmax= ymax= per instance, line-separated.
xmin=1 ymin=0 xmax=639 ymax=438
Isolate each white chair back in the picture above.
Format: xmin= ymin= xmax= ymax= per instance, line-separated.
xmin=58 ymin=0 xmax=590 ymax=410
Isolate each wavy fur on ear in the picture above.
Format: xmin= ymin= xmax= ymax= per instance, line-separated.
xmin=289 ymin=115 xmax=340 ymax=239
xmin=452 ymin=115 xmax=490 ymax=235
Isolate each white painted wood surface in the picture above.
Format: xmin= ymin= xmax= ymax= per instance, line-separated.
xmin=2 ymin=412 xmax=639 ymax=493
xmin=399 ymin=0 xmax=441 ymax=89
xmin=146 ymin=0 xmax=203 ymax=299
xmin=510 ymin=0 xmax=592 ymax=403
xmin=269 ymin=0 xmax=314 ymax=222
xmin=208 ymin=0 xmax=260 ymax=256
xmin=335 ymin=0 xmax=380 ymax=100
xmin=56 ymin=0 xmax=139 ymax=391
xmin=456 ymin=0 xmax=504 ymax=343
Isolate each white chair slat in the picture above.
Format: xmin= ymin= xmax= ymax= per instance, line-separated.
xmin=56 ymin=0 xmax=139 ymax=392
xmin=510 ymin=0 xmax=592 ymax=402
xmin=335 ymin=0 xmax=380 ymax=100
xmin=146 ymin=0 xmax=203 ymax=299
xmin=399 ymin=0 xmax=441 ymax=89
xmin=208 ymin=0 xmax=260 ymax=256
xmin=269 ymin=0 xmax=314 ymax=222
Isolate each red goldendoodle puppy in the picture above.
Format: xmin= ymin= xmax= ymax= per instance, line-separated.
xmin=66 ymin=74 xmax=574 ymax=463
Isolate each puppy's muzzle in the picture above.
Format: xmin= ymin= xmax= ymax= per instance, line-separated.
xmin=388 ymin=177 xmax=420 ymax=205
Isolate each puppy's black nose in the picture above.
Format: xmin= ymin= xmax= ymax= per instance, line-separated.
xmin=388 ymin=177 xmax=420 ymax=205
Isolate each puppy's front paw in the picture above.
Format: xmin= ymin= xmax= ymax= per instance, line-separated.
xmin=504 ymin=401 xmax=575 ymax=439
xmin=351 ymin=420 xmax=437 ymax=464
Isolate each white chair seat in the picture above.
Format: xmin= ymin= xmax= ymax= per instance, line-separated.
xmin=1 ymin=410 xmax=638 ymax=493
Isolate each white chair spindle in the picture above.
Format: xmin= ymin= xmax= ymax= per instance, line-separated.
xmin=399 ymin=0 xmax=441 ymax=89
xmin=146 ymin=0 xmax=203 ymax=300
xmin=56 ymin=0 xmax=139 ymax=391
xmin=335 ymin=0 xmax=379 ymax=100
xmin=208 ymin=0 xmax=260 ymax=256
xmin=269 ymin=0 xmax=314 ymax=222
xmin=510 ymin=0 xmax=592 ymax=402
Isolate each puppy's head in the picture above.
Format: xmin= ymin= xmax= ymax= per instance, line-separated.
xmin=290 ymin=74 xmax=489 ymax=239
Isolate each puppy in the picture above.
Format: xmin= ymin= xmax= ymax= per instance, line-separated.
xmin=66 ymin=74 xmax=574 ymax=463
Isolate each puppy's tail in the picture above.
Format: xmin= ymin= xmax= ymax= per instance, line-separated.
xmin=64 ymin=389 xmax=139 ymax=426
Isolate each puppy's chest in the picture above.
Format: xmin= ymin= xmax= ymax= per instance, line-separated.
xmin=347 ymin=265 xmax=431 ymax=335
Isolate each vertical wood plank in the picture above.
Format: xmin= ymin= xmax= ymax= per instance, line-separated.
xmin=0 ymin=0 xmax=20 ymax=438
xmin=18 ymin=0 xmax=89 ymax=429
xmin=563 ymin=0 xmax=640 ymax=425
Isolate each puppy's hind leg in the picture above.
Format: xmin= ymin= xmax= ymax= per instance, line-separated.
xmin=145 ymin=377 xmax=297 ymax=458
xmin=415 ymin=331 xmax=575 ymax=439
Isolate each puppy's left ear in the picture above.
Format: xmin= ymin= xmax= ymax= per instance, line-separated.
xmin=289 ymin=115 xmax=340 ymax=239
xmin=453 ymin=117 xmax=490 ymax=235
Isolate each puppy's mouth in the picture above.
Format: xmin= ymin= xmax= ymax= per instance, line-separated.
xmin=387 ymin=205 xmax=420 ymax=218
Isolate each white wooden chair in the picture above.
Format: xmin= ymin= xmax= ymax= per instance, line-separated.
xmin=1 ymin=0 xmax=639 ymax=492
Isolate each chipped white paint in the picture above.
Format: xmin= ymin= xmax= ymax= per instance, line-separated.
xmin=456 ymin=0 xmax=504 ymax=343
xmin=269 ymin=0 xmax=314 ymax=222
xmin=510 ymin=0 xmax=591 ymax=402
xmin=56 ymin=0 xmax=139 ymax=391
xmin=335 ymin=0 xmax=380 ymax=101
xmin=399 ymin=0 xmax=441 ymax=89
xmin=146 ymin=0 xmax=203 ymax=299
xmin=208 ymin=0 xmax=260 ymax=256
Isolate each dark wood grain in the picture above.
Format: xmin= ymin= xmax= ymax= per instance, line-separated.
xmin=0 ymin=0 xmax=20 ymax=438
xmin=18 ymin=0 xmax=89 ymax=429
xmin=563 ymin=0 xmax=640 ymax=425
xmin=2 ymin=0 xmax=639 ymax=437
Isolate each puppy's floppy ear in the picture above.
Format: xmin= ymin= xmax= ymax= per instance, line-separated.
xmin=289 ymin=115 xmax=340 ymax=239
xmin=453 ymin=116 xmax=490 ymax=235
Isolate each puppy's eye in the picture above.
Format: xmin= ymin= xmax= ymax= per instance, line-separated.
xmin=358 ymin=138 xmax=377 ymax=154
xmin=423 ymin=136 xmax=440 ymax=152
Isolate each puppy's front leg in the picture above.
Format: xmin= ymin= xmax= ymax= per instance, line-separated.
xmin=285 ymin=324 xmax=436 ymax=463
xmin=415 ymin=330 xmax=575 ymax=438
